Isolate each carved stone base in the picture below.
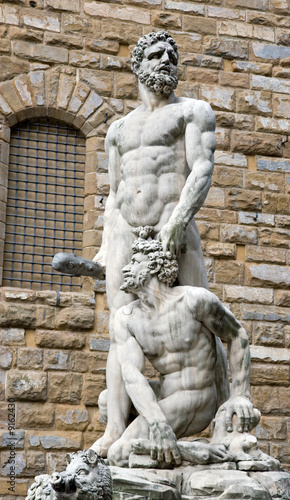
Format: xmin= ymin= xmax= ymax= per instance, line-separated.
xmin=111 ymin=463 xmax=290 ymax=499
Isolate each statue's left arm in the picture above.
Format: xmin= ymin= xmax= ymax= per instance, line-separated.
xmin=189 ymin=289 xmax=255 ymax=433
xmin=159 ymin=100 xmax=216 ymax=256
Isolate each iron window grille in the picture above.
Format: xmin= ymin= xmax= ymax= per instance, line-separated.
xmin=3 ymin=118 xmax=85 ymax=291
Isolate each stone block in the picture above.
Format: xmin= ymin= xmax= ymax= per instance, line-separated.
xmin=84 ymin=2 xmax=150 ymax=24
xmin=48 ymin=373 xmax=82 ymax=404
xmin=204 ymin=187 xmax=225 ymax=208
xmin=151 ymin=11 xmax=182 ymax=30
xmin=0 ymin=346 xmax=13 ymax=369
xmin=90 ymin=337 xmax=110 ymax=352
xmin=114 ymin=73 xmax=138 ymax=100
xmin=0 ymin=328 xmax=25 ymax=345
xmin=0 ymin=80 xmax=25 ymax=114
xmin=22 ymin=10 xmax=60 ymax=32
xmin=257 ymin=116 xmax=290 ymax=134
xmin=245 ymin=172 xmax=285 ymax=193
xmin=56 ymin=73 xmax=75 ymax=109
xmin=6 ymin=371 xmax=47 ymax=401
xmin=215 ymin=151 xmax=247 ymax=167
xmin=219 ymin=71 xmax=250 ymax=88
xmin=242 ymin=304 xmax=290 ymax=323
xmin=221 ymin=225 xmax=258 ymax=244
xmin=28 ymin=431 xmax=82 ymax=450
xmin=276 ymin=215 xmax=290 ymax=228
xmin=259 ymin=228 xmax=290 ymax=247
xmin=274 ymin=290 xmax=290 ymax=307
xmin=250 ymin=363 xmax=289 ymax=385
xmin=206 ymin=242 xmax=236 ymax=259
xmin=164 ymin=1 xmax=205 ymax=15
xmin=273 ymin=94 xmax=290 ymax=119
xmin=43 ymin=350 xmax=69 ymax=371
xmin=200 ymin=85 xmax=235 ymax=111
xmin=224 ymin=285 xmax=273 ymax=305
xmin=196 ymin=221 xmax=219 ymax=241
xmin=251 ymin=386 xmax=290 ymax=414
xmin=196 ymin=207 xmax=238 ymax=224
xmin=45 ymin=32 xmax=83 ymax=50
xmin=14 ymin=40 xmax=68 ymax=64
xmin=55 ymin=306 xmax=94 ymax=330
xmin=239 ymin=212 xmax=275 ymax=227
xmin=208 ymin=6 xmax=246 ymax=20
xmin=246 ymin=246 xmax=286 ymax=264
xmin=83 ymin=373 xmax=106 ymax=405
xmin=70 ymin=351 xmax=91 ymax=373
xmin=253 ymin=25 xmax=275 ymax=42
xmin=16 ymin=403 xmax=55 ymax=429
xmin=3 ymin=5 xmax=19 ymax=25
xmin=17 ymin=348 xmax=43 ymax=370
xmin=226 ymin=189 xmax=262 ymax=211
xmin=183 ymin=15 xmax=216 ymax=34
xmin=70 ymin=50 xmax=100 ymax=68
xmin=215 ymin=127 xmax=230 ymax=150
xmin=46 ymin=0 xmax=80 ymax=12
xmin=252 ymin=42 xmax=290 ymax=62
xmin=215 ymin=260 xmax=245 ymax=285
xmin=231 ymin=131 xmax=282 ymax=157
xmin=236 ymin=90 xmax=272 ymax=115
xmin=85 ymin=38 xmax=119 ymax=54
xmin=246 ymin=263 xmax=290 ymax=288
xmin=1 ymin=430 xmax=25 ymax=449
xmin=101 ymin=19 xmax=142 ymax=44
xmin=263 ymin=192 xmax=290 ymax=214
xmin=13 ymin=74 xmax=33 ymax=108
xmin=252 ymin=322 xmax=285 ymax=347
xmin=204 ymin=37 xmax=248 ymax=60
xmin=55 ymin=405 xmax=89 ymax=431
xmin=257 ymin=156 xmax=290 ymax=173
xmin=255 ymin=416 xmax=287 ymax=440
xmin=1 ymin=303 xmax=36 ymax=328
xmin=250 ymin=471 xmax=290 ymax=498
xmin=79 ymin=69 xmax=113 ymax=97
xmin=232 ymin=60 xmax=272 ymax=76
xmin=219 ymin=20 xmax=253 ymax=38
xmin=0 ymin=56 xmax=30 ymax=83
xmin=35 ymin=330 xmax=86 ymax=349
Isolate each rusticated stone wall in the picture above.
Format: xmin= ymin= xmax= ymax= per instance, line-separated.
xmin=0 ymin=0 xmax=289 ymax=497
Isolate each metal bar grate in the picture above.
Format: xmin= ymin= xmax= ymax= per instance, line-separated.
xmin=3 ymin=118 xmax=86 ymax=291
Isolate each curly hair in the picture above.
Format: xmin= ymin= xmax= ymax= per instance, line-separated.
xmin=131 ymin=31 xmax=178 ymax=75
xmin=131 ymin=237 xmax=179 ymax=287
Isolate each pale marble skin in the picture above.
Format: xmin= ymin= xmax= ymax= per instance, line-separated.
xmin=91 ymin=37 xmax=226 ymax=456
xmin=106 ymin=251 xmax=256 ymax=467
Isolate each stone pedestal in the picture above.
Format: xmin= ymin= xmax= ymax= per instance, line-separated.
xmin=111 ymin=462 xmax=290 ymax=500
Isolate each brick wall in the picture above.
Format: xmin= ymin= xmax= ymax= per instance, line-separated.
xmin=0 ymin=0 xmax=289 ymax=497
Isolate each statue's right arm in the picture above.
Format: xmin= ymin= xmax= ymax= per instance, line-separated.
xmin=93 ymin=121 xmax=120 ymax=268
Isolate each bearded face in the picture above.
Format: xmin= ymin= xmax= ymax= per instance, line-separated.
xmin=120 ymin=253 xmax=151 ymax=293
xmin=138 ymin=65 xmax=178 ymax=97
xmin=136 ymin=41 xmax=178 ymax=97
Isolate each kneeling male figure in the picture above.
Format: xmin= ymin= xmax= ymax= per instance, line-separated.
xmin=105 ymin=232 xmax=256 ymax=467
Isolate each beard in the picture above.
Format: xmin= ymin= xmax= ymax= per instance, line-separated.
xmin=120 ymin=269 xmax=150 ymax=293
xmin=138 ymin=66 xmax=178 ymax=97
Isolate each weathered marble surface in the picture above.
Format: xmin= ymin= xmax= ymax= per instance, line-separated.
xmin=111 ymin=464 xmax=290 ymax=499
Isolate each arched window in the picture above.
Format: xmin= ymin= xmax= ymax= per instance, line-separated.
xmin=3 ymin=118 xmax=85 ymax=291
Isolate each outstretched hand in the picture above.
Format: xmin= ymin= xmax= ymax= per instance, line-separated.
xmin=158 ymin=221 xmax=187 ymax=258
xmin=149 ymin=421 xmax=182 ymax=465
xmin=223 ymin=396 xmax=256 ymax=433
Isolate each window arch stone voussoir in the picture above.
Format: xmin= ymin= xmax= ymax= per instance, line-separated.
xmin=0 ymin=69 xmax=118 ymax=286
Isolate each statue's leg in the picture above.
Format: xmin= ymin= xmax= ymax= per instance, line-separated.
xmin=91 ymin=217 xmax=136 ymax=456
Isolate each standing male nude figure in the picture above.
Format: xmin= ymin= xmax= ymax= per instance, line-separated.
xmin=91 ymin=31 xmax=228 ymax=456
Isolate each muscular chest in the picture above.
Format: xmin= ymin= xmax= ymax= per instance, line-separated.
xmin=133 ymin=307 xmax=201 ymax=361
xmin=117 ymin=106 xmax=185 ymax=157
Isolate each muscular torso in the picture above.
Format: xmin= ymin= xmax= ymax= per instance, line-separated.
xmin=114 ymin=100 xmax=190 ymax=230
xmin=125 ymin=289 xmax=217 ymax=399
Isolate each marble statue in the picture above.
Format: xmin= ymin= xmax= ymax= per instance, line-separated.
xmin=95 ymin=229 xmax=263 ymax=468
xmin=25 ymin=449 xmax=112 ymax=500
xmin=90 ymin=30 xmax=231 ymax=457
